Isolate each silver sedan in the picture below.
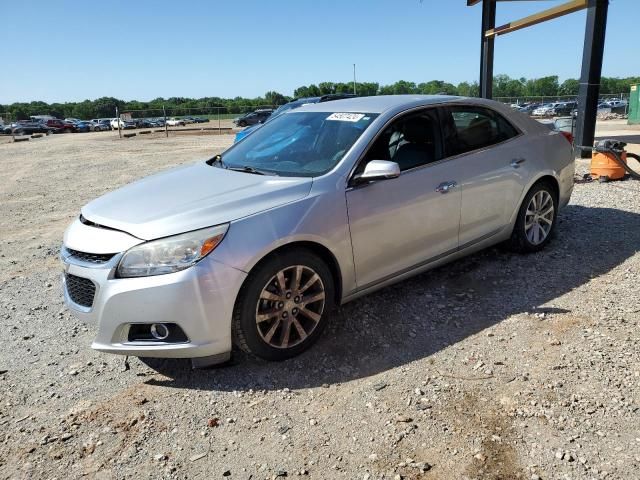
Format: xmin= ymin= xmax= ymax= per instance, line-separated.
xmin=61 ymin=95 xmax=574 ymax=367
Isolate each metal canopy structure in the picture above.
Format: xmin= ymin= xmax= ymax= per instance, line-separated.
xmin=469 ymin=0 xmax=610 ymax=157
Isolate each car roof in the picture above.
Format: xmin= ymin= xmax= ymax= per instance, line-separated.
xmin=295 ymin=95 xmax=463 ymax=114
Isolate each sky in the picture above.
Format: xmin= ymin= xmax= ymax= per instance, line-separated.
xmin=1 ymin=0 xmax=637 ymax=103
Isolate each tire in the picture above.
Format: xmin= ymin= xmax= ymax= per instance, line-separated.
xmin=238 ymin=121 xmax=246 ymax=127
xmin=509 ymin=181 xmax=558 ymax=253
xmin=232 ymin=249 xmax=335 ymax=361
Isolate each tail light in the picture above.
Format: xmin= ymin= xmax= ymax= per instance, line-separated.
xmin=559 ymin=131 xmax=574 ymax=145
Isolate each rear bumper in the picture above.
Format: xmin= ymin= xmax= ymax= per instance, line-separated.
xmin=61 ymin=244 xmax=246 ymax=359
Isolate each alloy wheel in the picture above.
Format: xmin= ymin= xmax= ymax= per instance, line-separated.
xmin=255 ymin=265 xmax=325 ymax=349
xmin=525 ymin=190 xmax=554 ymax=245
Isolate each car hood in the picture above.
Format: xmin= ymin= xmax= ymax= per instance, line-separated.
xmin=81 ymin=161 xmax=313 ymax=240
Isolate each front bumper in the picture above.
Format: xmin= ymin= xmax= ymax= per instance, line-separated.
xmin=61 ymin=230 xmax=246 ymax=359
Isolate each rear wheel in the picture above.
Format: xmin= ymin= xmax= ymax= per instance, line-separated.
xmin=509 ymin=181 xmax=557 ymax=253
xmin=232 ymin=249 xmax=334 ymax=361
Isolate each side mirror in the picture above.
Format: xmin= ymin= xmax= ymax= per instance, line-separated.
xmin=353 ymin=160 xmax=400 ymax=185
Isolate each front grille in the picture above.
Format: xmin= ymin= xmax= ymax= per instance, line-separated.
xmin=65 ymin=274 xmax=96 ymax=308
xmin=65 ymin=248 xmax=115 ymax=264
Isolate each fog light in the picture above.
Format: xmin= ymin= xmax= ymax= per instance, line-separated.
xmin=150 ymin=323 xmax=170 ymax=340
xmin=127 ymin=323 xmax=188 ymax=343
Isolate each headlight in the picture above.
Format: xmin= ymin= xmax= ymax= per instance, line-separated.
xmin=117 ymin=224 xmax=229 ymax=278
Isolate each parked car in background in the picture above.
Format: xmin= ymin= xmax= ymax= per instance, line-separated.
xmin=233 ymin=109 xmax=274 ymax=127
xmin=110 ymin=118 xmax=135 ymax=130
xmin=234 ymin=94 xmax=357 ymax=143
xmin=30 ymin=115 xmax=56 ymax=123
xmin=45 ymin=118 xmax=78 ymax=133
xmin=184 ymin=116 xmax=208 ymax=123
xmin=605 ymin=99 xmax=627 ymax=109
xmin=517 ymin=103 xmax=541 ymax=114
xmin=61 ymin=95 xmax=574 ymax=366
xmin=166 ymin=118 xmax=186 ymax=127
xmin=571 ymin=103 xmax=612 ymax=117
xmin=533 ymin=103 xmax=559 ymax=116
xmin=88 ymin=119 xmax=111 ymax=131
xmin=143 ymin=118 xmax=160 ymax=127
xmin=4 ymin=120 xmax=55 ymax=135
xmin=553 ymin=102 xmax=577 ymax=116
xmin=132 ymin=118 xmax=153 ymax=128
xmin=71 ymin=121 xmax=91 ymax=133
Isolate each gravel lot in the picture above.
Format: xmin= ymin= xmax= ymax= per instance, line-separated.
xmin=0 ymin=128 xmax=639 ymax=480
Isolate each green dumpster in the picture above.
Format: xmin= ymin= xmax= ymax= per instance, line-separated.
xmin=629 ymin=83 xmax=640 ymax=125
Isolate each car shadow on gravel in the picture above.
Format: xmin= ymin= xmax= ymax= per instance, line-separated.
xmin=143 ymin=204 xmax=640 ymax=392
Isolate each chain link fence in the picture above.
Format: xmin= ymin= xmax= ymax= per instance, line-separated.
xmin=495 ymin=93 xmax=630 ymax=117
xmin=109 ymin=105 xmax=277 ymax=137
xmin=0 ymin=112 xmax=11 ymax=128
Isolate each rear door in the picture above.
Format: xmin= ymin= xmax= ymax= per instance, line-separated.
xmin=440 ymin=105 xmax=530 ymax=247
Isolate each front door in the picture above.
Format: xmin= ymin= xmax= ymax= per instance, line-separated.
xmin=346 ymin=108 xmax=461 ymax=289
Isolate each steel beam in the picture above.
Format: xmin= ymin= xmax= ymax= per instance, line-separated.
xmin=575 ymin=0 xmax=609 ymax=158
xmin=485 ymin=0 xmax=588 ymax=37
xmin=479 ymin=0 xmax=496 ymax=98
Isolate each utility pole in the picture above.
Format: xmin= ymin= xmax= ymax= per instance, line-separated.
xmin=163 ymin=105 xmax=168 ymax=138
xmin=116 ymin=106 xmax=121 ymax=139
xmin=353 ymin=64 xmax=357 ymax=95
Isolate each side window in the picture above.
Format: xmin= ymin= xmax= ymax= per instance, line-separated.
xmin=357 ymin=108 xmax=443 ymax=174
xmin=444 ymin=106 xmax=519 ymax=156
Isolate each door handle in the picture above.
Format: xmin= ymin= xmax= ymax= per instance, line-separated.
xmin=511 ymin=158 xmax=526 ymax=168
xmin=436 ymin=181 xmax=457 ymax=194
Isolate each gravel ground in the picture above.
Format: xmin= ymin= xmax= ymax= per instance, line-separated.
xmin=0 ymin=130 xmax=639 ymax=480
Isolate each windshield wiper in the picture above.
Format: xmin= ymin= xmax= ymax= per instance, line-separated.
xmin=226 ymin=165 xmax=277 ymax=176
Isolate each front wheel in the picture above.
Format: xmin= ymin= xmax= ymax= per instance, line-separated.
xmin=509 ymin=181 xmax=558 ymax=253
xmin=232 ymin=249 xmax=334 ymax=361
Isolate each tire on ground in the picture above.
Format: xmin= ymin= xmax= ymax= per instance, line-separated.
xmin=509 ymin=180 xmax=558 ymax=253
xmin=232 ymin=248 xmax=335 ymax=361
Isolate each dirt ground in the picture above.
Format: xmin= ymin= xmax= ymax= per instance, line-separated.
xmin=0 ymin=124 xmax=638 ymax=480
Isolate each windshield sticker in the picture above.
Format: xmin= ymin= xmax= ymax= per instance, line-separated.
xmin=326 ymin=113 xmax=366 ymax=122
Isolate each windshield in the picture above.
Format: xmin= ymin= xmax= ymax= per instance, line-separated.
xmin=269 ymin=98 xmax=318 ymax=119
xmin=221 ymin=111 xmax=378 ymax=177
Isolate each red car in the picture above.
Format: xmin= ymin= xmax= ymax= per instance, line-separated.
xmin=45 ymin=119 xmax=77 ymax=133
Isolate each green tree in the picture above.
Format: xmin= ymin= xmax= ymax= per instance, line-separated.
xmin=317 ymin=82 xmax=336 ymax=94
xmin=417 ymin=80 xmax=457 ymax=95
xmin=457 ymin=81 xmax=479 ymax=97
xmin=264 ymin=91 xmax=288 ymax=106
xmin=493 ymin=75 xmax=525 ymax=98
xmin=558 ymin=78 xmax=580 ymax=96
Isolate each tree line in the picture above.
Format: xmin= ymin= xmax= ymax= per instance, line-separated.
xmin=2 ymin=75 xmax=638 ymax=120
xmin=294 ymin=75 xmax=640 ymax=99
